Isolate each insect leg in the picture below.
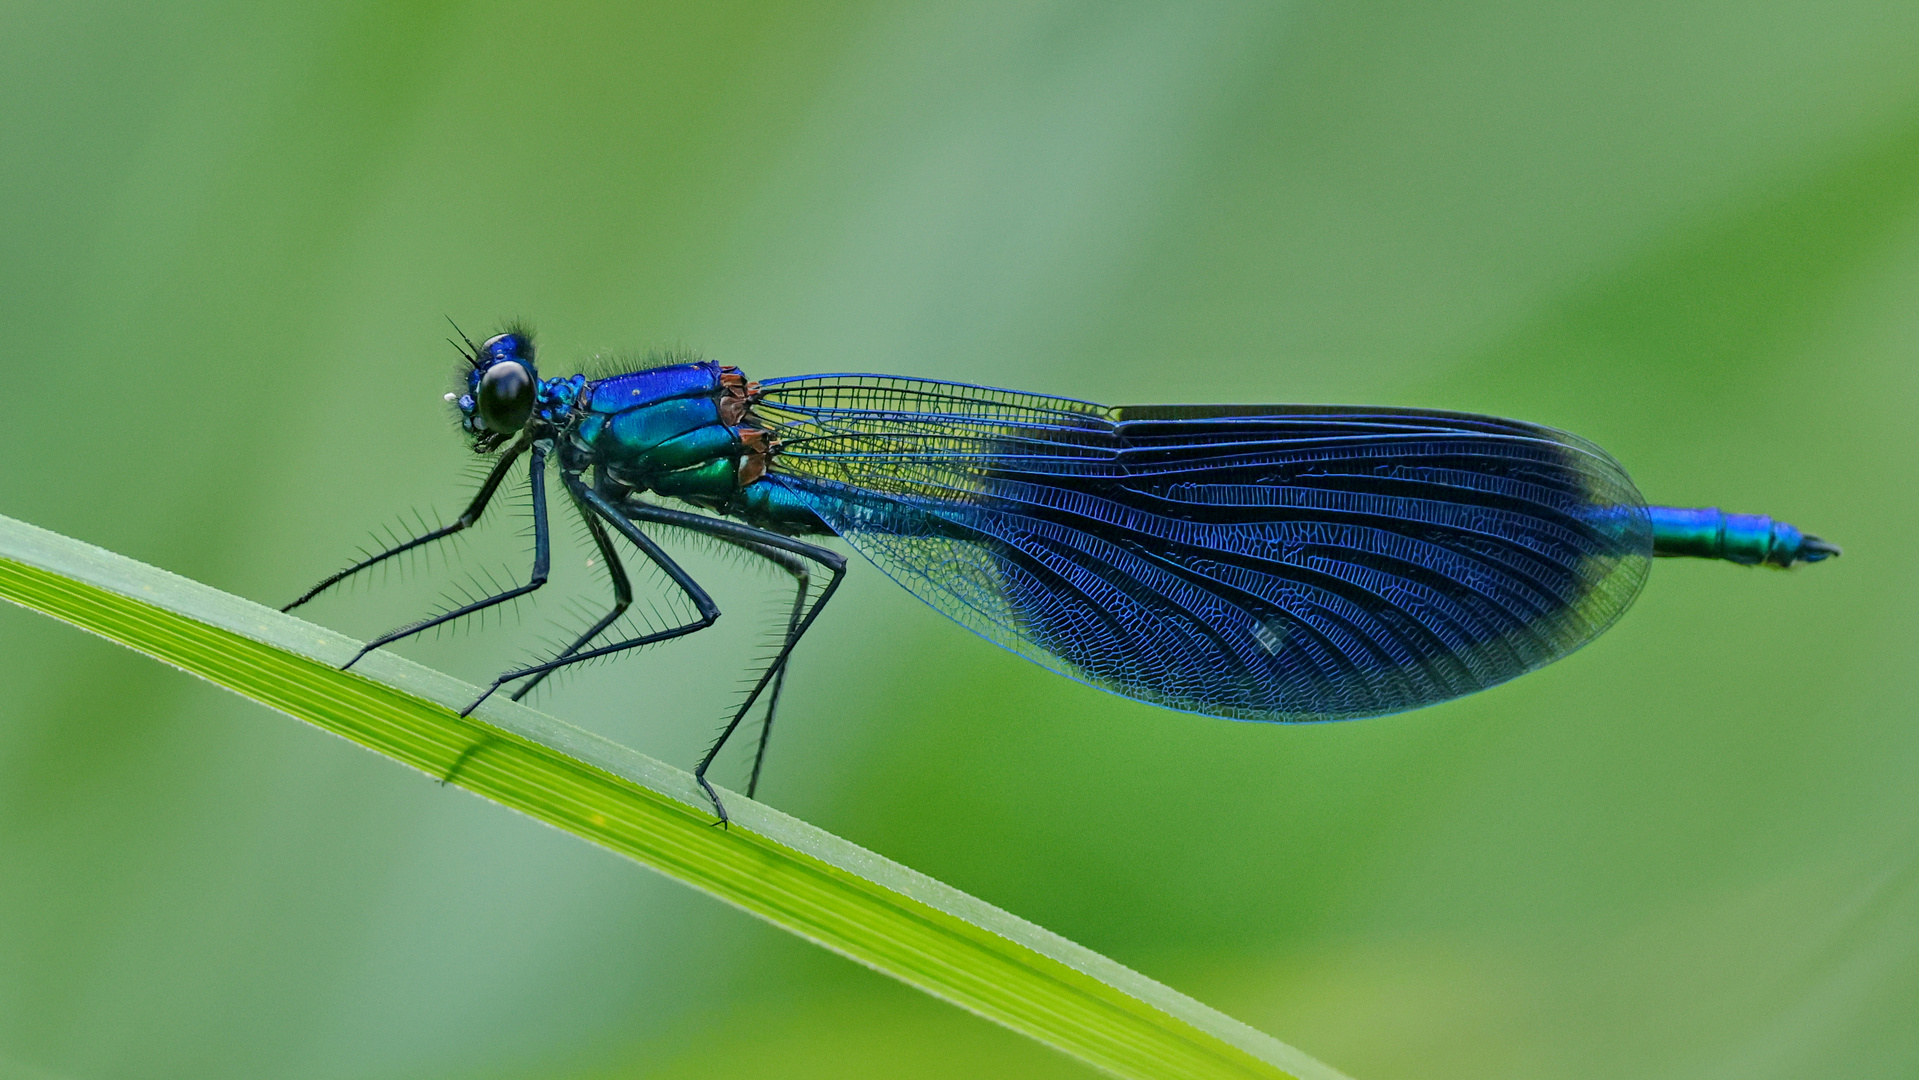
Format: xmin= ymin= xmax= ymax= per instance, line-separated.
xmin=615 ymin=500 xmax=845 ymax=826
xmin=738 ymin=542 xmax=808 ymax=799
xmin=440 ymin=494 xmax=632 ymax=789
xmin=344 ymin=443 xmax=552 ymax=670
xmin=506 ymin=491 xmax=633 ymax=703
xmin=285 ymin=437 xmax=528 ymax=612
xmin=628 ymin=529 xmax=810 ymax=797
xmin=458 ymin=477 xmax=721 ymax=715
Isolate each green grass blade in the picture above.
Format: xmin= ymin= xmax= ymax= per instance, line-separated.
xmin=0 ymin=513 xmax=1349 ymax=1080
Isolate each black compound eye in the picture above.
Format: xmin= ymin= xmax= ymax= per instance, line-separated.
xmin=477 ymin=361 xmax=535 ymax=434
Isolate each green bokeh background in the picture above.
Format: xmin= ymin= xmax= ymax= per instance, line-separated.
xmin=3 ymin=3 xmax=1915 ymax=1078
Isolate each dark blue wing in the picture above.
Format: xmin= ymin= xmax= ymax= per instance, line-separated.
xmin=752 ymin=374 xmax=1652 ymax=722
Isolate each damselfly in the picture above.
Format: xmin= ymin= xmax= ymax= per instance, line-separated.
xmin=288 ymin=327 xmax=1838 ymax=822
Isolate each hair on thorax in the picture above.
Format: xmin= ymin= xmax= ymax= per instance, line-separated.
xmin=578 ymin=344 xmax=706 ymax=380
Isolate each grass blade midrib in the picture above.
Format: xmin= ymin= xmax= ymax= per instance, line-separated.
xmin=0 ymin=513 xmax=1350 ymax=1080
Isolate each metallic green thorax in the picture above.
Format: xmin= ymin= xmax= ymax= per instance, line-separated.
xmin=1647 ymin=506 xmax=1839 ymax=567
xmin=560 ymin=359 xmax=827 ymax=534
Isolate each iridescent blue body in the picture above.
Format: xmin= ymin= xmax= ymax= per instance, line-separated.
xmin=532 ymin=351 xmax=1835 ymax=722
xmin=294 ymin=328 xmax=1837 ymax=818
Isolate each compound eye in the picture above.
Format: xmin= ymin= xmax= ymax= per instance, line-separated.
xmin=481 ymin=332 xmax=532 ymax=363
xmin=477 ymin=361 xmax=535 ymax=434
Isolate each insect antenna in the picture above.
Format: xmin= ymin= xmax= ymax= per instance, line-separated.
xmin=446 ymin=316 xmax=481 ymax=368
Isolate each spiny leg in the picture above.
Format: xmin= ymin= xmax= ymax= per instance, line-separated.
xmin=507 ymin=492 xmax=633 ymax=703
xmin=344 ymin=443 xmax=552 ymax=670
xmin=614 ymin=526 xmax=811 ymax=796
xmin=285 ymin=437 xmax=528 ymax=612
xmin=617 ymin=509 xmax=812 ymax=796
xmin=615 ymin=500 xmax=846 ymax=826
xmin=467 ymin=493 xmax=814 ymax=804
xmin=458 ymin=476 xmax=721 ymax=717
xmin=737 ymin=543 xmax=809 ymax=800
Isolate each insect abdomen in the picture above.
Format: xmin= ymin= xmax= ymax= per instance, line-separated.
xmin=1648 ymin=506 xmax=1839 ymax=567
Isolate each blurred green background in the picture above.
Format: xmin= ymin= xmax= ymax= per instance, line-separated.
xmin=2 ymin=2 xmax=1914 ymax=1078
